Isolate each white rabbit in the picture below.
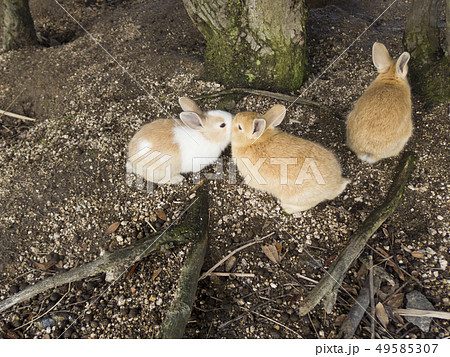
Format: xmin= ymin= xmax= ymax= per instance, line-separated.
xmin=127 ymin=97 xmax=232 ymax=184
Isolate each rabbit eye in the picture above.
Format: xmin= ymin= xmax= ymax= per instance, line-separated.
xmin=220 ymin=123 xmax=226 ymax=128
xmin=238 ymin=125 xmax=242 ymax=130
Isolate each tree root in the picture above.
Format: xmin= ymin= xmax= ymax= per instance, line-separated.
xmin=0 ymin=188 xmax=209 ymax=314
xmin=298 ymin=151 xmax=418 ymax=316
xmin=194 ymin=87 xmax=346 ymax=121
xmin=158 ymin=200 xmax=209 ymax=338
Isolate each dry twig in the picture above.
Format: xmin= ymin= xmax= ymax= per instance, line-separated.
xmin=199 ymin=232 xmax=275 ymax=280
xmin=394 ymin=309 xmax=450 ymax=320
xmin=194 ymin=87 xmax=345 ymax=120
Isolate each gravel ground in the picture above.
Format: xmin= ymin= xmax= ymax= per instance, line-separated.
xmin=0 ymin=0 xmax=449 ymax=339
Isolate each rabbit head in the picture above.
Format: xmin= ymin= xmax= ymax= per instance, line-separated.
xmin=372 ymin=42 xmax=410 ymax=82
xmin=231 ymin=104 xmax=286 ymax=148
xmin=179 ymin=97 xmax=232 ymax=150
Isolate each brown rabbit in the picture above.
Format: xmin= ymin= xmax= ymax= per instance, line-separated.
xmin=346 ymin=42 xmax=412 ymax=163
xmin=231 ymin=105 xmax=349 ymax=214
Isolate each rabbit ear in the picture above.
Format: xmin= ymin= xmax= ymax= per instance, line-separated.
xmin=180 ymin=112 xmax=204 ymax=130
xmin=372 ymin=42 xmax=392 ymax=71
xmin=252 ymin=118 xmax=266 ymax=139
xmin=178 ymin=97 xmax=202 ymax=114
xmin=396 ymin=52 xmax=410 ymax=79
xmin=263 ymin=104 xmax=286 ymax=127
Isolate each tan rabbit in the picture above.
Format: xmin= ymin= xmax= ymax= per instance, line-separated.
xmin=231 ymin=105 xmax=349 ymax=214
xmin=346 ymin=42 xmax=412 ymax=163
xmin=127 ymin=97 xmax=232 ymax=184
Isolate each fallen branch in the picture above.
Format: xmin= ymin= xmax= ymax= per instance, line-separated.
xmin=369 ymin=255 xmax=376 ymax=339
xmin=0 ymin=110 xmax=36 ymax=122
xmin=199 ymin=232 xmax=275 ymax=280
xmin=394 ymin=308 xmax=450 ymax=320
xmin=158 ymin=193 xmax=209 ymax=339
xmin=194 ymin=88 xmax=345 ymax=121
xmin=0 ymin=189 xmax=208 ymax=313
xmin=298 ymin=152 xmax=417 ymax=316
xmin=210 ymin=272 xmax=255 ymax=278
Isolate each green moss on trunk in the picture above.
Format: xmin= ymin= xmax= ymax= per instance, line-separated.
xmin=404 ymin=0 xmax=449 ymax=105
xmin=204 ymin=34 xmax=306 ymax=92
xmin=183 ymin=0 xmax=307 ymax=92
xmin=2 ymin=0 xmax=37 ymax=51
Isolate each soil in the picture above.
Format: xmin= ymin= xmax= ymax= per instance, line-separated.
xmin=0 ymin=0 xmax=449 ymax=339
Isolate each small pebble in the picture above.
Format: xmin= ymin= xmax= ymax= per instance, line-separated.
xmin=50 ymin=292 xmax=61 ymax=302
xmin=129 ymin=307 xmax=139 ymax=318
xmin=63 ymin=328 xmax=74 ymax=339
xmin=269 ymin=329 xmax=281 ymax=338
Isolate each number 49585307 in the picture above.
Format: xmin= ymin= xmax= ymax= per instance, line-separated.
xmin=375 ymin=344 xmax=438 ymax=354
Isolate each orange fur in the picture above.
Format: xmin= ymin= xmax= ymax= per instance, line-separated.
xmin=232 ymin=107 xmax=348 ymax=214
xmin=346 ymin=42 xmax=412 ymax=163
xmin=127 ymin=119 xmax=183 ymax=184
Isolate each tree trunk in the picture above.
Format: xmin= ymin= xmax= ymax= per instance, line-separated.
xmin=182 ymin=0 xmax=307 ymax=92
xmin=403 ymin=0 xmax=449 ymax=105
xmin=446 ymin=0 xmax=450 ymax=56
xmin=2 ymin=0 xmax=37 ymax=51
xmin=404 ymin=0 xmax=441 ymax=63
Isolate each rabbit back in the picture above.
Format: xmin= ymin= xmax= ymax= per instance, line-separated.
xmin=347 ymin=79 xmax=412 ymax=163
xmin=127 ymin=119 xmax=182 ymax=183
xmin=234 ymin=130 xmax=348 ymax=211
xmin=346 ymin=43 xmax=412 ymax=163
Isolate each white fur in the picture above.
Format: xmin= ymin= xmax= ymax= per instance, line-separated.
xmin=207 ymin=110 xmax=233 ymax=122
xmin=358 ymin=153 xmax=376 ymax=164
xmin=173 ymin=110 xmax=232 ymax=173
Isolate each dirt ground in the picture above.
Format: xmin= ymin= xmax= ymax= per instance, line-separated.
xmin=0 ymin=0 xmax=449 ymax=339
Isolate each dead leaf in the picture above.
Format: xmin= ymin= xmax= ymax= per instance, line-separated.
xmin=323 ymin=255 xmax=336 ymax=268
xmin=262 ymin=244 xmax=280 ymax=264
xmin=33 ymin=261 xmax=55 ymax=271
xmin=209 ymin=274 xmax=221 ymax=285
xmin=376 ymin=247 xmax=405 ymax=280
xmin=356 ymin=264 xmax=368 ymax=284
xmin=289 ymin=293 xmax=302 ymax=306
xmin=376 ymin=247 xmax=390 ymax=258
xmin=376 ymin=302 xmax=389 ymax=328
xmin=126 ymin=261 xmax=140 ymax=279
xmin=387 ymin=293 xmax=404 ymax=309
xmin=393 ymin=312 xmax=405 ymax=324
xmin=392 ymin=263 xmax=405 ymax=281
xmin=151 ymin=267 xmax=163 ymax=281
xmin=225 ymin=256 xmax=236 ymax=272
xmin=5 ymin=330 xmax=21 ymax=339
xmin=382 ymin=227 xmax=389 ymax=238
xmin=334 ymin=314 xmax=347 ymax=327
xmin=377 ymin=290 xmax=389 ymax=300
xmin=105 ymin=221 xmax=120 ymax=234
xmin=155 ymin=209 xmax=167 ymax=221
xmin=275 ymin=242 xmax=282 ymax=255
xmin=411 ymin=250 xmax=425 ymax=259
